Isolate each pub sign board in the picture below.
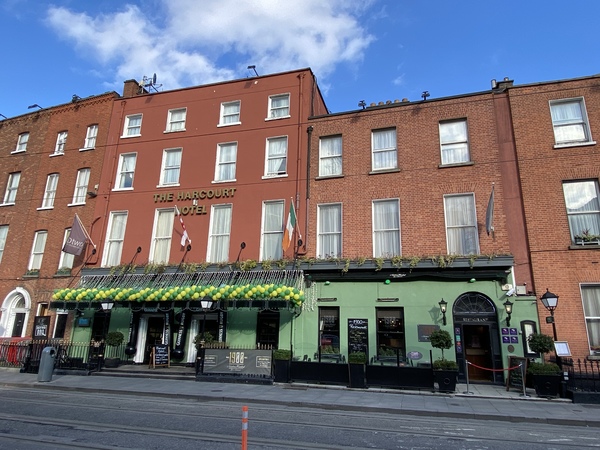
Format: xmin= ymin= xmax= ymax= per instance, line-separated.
xmin=33 ymin=316 xmax=51 ymax=340
xmin=202 ymin=349 xmax=272 ymax=376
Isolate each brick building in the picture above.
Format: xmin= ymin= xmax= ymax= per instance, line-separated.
xmin=0 ymin=92 xmax=118 ymax=342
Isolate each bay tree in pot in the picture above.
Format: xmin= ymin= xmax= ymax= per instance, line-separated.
xmin=526 ymin=333 xmax=561 ymax=397
xmin=348 ymin=351 xmax=367 ymax=389
xmin=429 ymin=329 xmax=458 ymax=392
xmin=103 ymin=331 xmax=124 ymax=368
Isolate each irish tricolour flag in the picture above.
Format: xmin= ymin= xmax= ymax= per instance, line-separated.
xmin=283 ymin=200 xmax=298 ymax=252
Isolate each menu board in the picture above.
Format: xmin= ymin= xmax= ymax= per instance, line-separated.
xmin=151 ymin=344 xmax=170 ymax=368
xmin=505 ymin=356 xmax=527 ymax=391
xmin=348 ymin=318 xmax=368 ymax=356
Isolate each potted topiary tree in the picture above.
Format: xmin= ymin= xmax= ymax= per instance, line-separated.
xmin=103 ymin=331 xmax=124 ymax=368
xmin=526 ymin=333 xmax=561 ymax=397
xmin=347 ymin=351 xmax=367 ymax=388
xmin=429 ymin=329 xmax=458 ymax=392
xmin=273 ymin=349 xmax=292 ymax=383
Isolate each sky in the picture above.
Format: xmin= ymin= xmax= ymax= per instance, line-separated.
xmin=1 ymin=0 xmax=599 ymax=119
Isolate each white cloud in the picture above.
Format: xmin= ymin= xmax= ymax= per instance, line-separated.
xmin=45 ymin=1 xmax=374 ymax=91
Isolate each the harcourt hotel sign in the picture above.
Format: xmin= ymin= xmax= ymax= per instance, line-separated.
xmin=153 ymin=188 xmax=237 ymax=215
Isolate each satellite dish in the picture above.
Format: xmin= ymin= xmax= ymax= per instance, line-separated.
xmin=152 ymin=73 xmax=157 ymax=85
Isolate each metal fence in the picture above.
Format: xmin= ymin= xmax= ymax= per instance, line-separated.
xmin=564 ymin=358 xmax=600 ymax=392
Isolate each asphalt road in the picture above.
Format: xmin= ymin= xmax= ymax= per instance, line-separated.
xmin=0 ymin=385 xmax=598 ymax=449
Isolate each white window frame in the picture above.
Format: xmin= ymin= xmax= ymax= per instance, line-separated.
xmin=166 ymin=108 xmax=187 ymax=133
xmin=582 ymin=285 xmax=600 ymax=355
xmin=159 ymin=148 xmax=182 ymax=187
xmin=372 ymin=199 xmax=401 ymax=258
xmin=563 ymin=180 xmax=600 ymax=242
xmin=122 ymin=114 xmax=142 ymax=137
xmin=371 ymin=128 xmax=397 ymax=171
xmin=58 ymin=228 xmax=75 ymax=271
xmin=70 ymin=168 xmax=91 ymax=205
xmin=214 ymin=142 xmax=237 ymax=182
xmin=40 ymin=173 xmax=59 ymax=209
xmin=219 ymin=101 xmax=241 ymax=126
xmin=264 ymin=136 xmax=288 ymax=178
xmin=267 ymin=94 xmax=290 ymax=120
xmin=0 ymin=225 xmax=8 ymax=264
xmin=439 ymin=119 xmax=470 ymax=165
xmin=149 ymin=208 xmax=175 ymax=264
xmin=319 ymin=135 xmax=343 ymax=177
xmin=28 ymin=230 xmax=48 ymax=271
xmin=206 ymin=204 xmax=232 ymax=263
xmin=317 ymin=203 xmax=342 ymax=258
xmin=444 ymin=193 xmax=480 ymax=255
xmin=114 ymin=153 xmax=137 ymax=190
xmin=550 ymin=98 xmax=595 ymax=148
xmin=81 ymin=124 xmax=98 ymax=150
xmin=3 ymin=172 xmax=21 ymax=205
xmin=13 ymin=132 xmax=29 ymax=153
xmin=53 ymin=131 xmax=68 ymax=155
xmin=260 ymin=200 xmax=284 ymax=261
xmin=102 ymin=211 xmax=128 ymax=267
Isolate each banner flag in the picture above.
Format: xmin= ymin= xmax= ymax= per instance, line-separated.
xmin=62 ymin=214 xmax=91 ymax=256
xmin=485 ymin=184 xmax=495 ymax=236
xmin=175 ymin=205 xmax=190 ymax=246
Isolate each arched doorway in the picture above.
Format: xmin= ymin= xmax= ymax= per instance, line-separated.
xmin=0 ymin=288 xmax=32 ymax=338
xmin=452 ymin=292 xmax=503 ymax=384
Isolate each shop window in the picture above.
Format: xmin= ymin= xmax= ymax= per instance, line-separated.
xmin=53 ymin=313 xmax=68 ymax=339
xmin=376 ymin=308 xmax=405 ymax=361
xmin=256 ymin=311 xmax=279 ymax=348
xmin=319 ymin=307 xmax=340 ymax=358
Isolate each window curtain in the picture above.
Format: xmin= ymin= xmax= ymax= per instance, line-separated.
xmin=120 ymin=155 xmax=136 ymax=188
xmin=209 ymin=205 xmax=232 ymax=262
xmin=105 ymin=213 xmax=127 ymax=266
xmin=169 ymin=110 xmax=186 ymax=131
xmin=373 ymin=200 xmax=400 ymax=257
xmin=262 ymin=201 xmax=284 ymax=260
xmin=74 ymin=169 xmax=90 ymax=203
xmin=440 ymin=121 xmax=469 ymax=164
xmin=551 ymin=101 xmax=586 ymax=143
xmin=267 ymin=138 xmax=287 ymax=175
xmin=85 ymin=125 xmax=98 ymax=148
xmin=59 ymin=229 xmax=75 ymax=269
xmin=43 ymin=174 xmax=59 ymax=207
xmin=6 ymin=173 xmax=20 ymax=203
xmin=372 ymin=129 xmax=397 ymax=170
xmin=217 ymin=144 xmax=237 ymax=181
xmin=152 ymin=210 xmax=174 ymax=263
xmin=127 ymin=116 xmax=141 ymax=135
xmin=563 ymin=181 xmax=600 ymax=236
xmin=270 ymin=96 xmax=289 ymax=118
xmin=163 ymin=150 xmax=181 ymax=184
xmin=0 ymin=225 xmax=8 ymax=263
xmin=222 ymin=103 xmax=240 ymax=124
xmin=319 ymin=136 xmax=342 ymax=176
xmin=30 ymin=231 xmax=47 ymax=270
xmin=582 ymin=287 xmax=600 ymax=352
xmin=445 ymin=195 xmax=479 ymax=255
xmin=318 ymin=204 xmax=341 ymax=258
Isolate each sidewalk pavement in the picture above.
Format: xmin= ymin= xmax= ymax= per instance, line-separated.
xmin=1 ymin=368 xmax=599 ymax=427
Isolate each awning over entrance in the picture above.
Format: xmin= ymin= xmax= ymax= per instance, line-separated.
xmin=50 ymin=269 xmax=308 ymax=311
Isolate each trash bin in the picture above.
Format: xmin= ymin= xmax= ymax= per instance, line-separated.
xmin=37 ymin=346 xmax=56 ymax=382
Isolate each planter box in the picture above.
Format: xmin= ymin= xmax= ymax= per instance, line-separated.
xmin=367 ymin=365 xmax=434 ymax=390
xmin=532 ymin=374 xmax=561 ymax=398
xmin=273 ymin=359 xmax=290 ymax=383
xmin=290 ymin=361 xmax=348 ymax=385
xmin=348 ymin=363 xmax=366 ymax=388
xmin=434 ymin=370 xmax=458 ymax=392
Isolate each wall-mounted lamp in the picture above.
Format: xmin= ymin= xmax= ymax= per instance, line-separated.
xmin=101 ymin=301 xmax=114 ymax=312
xmin=469 ymin=278 xmax=476 ymax=283
xmin=384 ymin=279 xmax=390 ymax=285
xmin=87 ymin=191 xmax=97 ymax=198
xmin=503 ymin=298 xmax=513 ymax=327
xmin=28 ymin=104 xmax=43 ymax=110
xmin=439 ymin=298 xmax=448 ymax=326
xmin=324 ymin=281 xmax=330 ymax=285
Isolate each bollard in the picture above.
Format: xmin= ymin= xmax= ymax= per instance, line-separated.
xmin=241 ymin=405 xmax=248 ymax=450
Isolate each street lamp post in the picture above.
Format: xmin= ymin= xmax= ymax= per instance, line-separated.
xmin=540 ymin=289 xmax=560 ymax=367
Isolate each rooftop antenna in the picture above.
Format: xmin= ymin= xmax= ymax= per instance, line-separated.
xmin=28 ymin=104 xmax=43 ymax=110
xmin=0 ymin=113 xmax=7 ymax=119
xmin=358 ymin=100 xmax=366 ymax=109
xmin=421 ymin=91 xmax=430 ymax=101
xmin=140 ymin=73 xmax=162 ymax=93
xmin=247 ymin=65 xmax=259 ymax=77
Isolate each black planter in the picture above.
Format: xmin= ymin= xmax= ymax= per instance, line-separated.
xmin=273 ymin=359 xmax=290 ymax=382
xmin=532 ymin=374 xmax=561 ymax=398
xmin=103 ymin=357 xmax=121 ymax=368
xmin=348 ymin=363 xmax=366 ymax=388
xmin=434 ymin=370 xmax=458 ymax=392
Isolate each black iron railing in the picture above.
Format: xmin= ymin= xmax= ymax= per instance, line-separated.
xmin=564 ymin=358 xmax=600 ymax=392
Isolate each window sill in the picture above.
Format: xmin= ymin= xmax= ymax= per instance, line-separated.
xmin=120 ymin=134 xmax=141 ymax=139
xmin=54 ymin=270 xmax=72 ymax=277
xmin=212 ymin=179 xmax=236 ymax=184
xmin=67 ymin=202 xmax=86 ymax=207
xmin=156 ymin=183 xmax=180 ymax=188
xmin=315 ymin=174 xmax=344 ymax=180
xmin=438 ymin=161 xmax=474 ymax=169
xmin=569 ymin=244 xmax=600 ymax=250
xmin=262 ymin=174 xmax=288 ymax=180
xmin=23 ymin=271 xmax=39 ymax=278
xmin=50 ymin=152 xmax=64 ymax=157
xmin=0 ymin=203 xmax=15 ymax=207
xmin=554 ymin=141 xmax=596 ymax=149
xmin=217 ymin=122 xmax=241 ymax=128
xmin=112 ymin=187 xmax=134 ymax=192
xmin=79 ymin=147 xmax=95 ymax=152
xmin=265 ymin=115 xmax=291 ymax=121
xmin=368 ymin=168 xmax=401 ymax=175
xmin=10 ymin=149 xmax=25 ymax=155
xmin=164 ymin=129 xmax=186 ymax=134
xmin=37 ymin=206 xmax=54 ymax=211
